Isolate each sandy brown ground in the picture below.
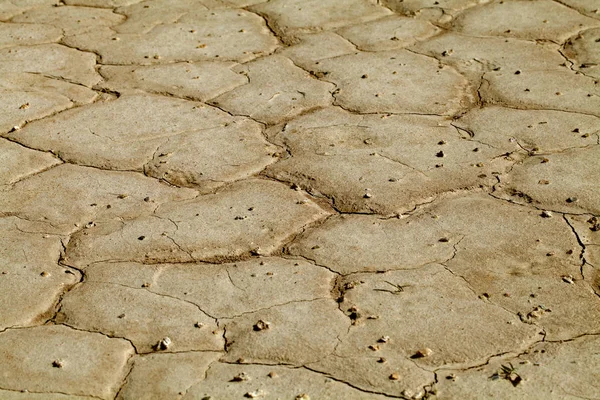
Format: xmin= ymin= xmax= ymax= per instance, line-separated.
xmin=1 ymin=0 xmax=600 ymax=399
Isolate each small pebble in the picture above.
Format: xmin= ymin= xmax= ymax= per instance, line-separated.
xmin=377 ymin=357 xmax=387 ymax=363
xmin=231 ymin=372 xmax=250 ymax=382
xmin=562 ymin=275 xmax=574 ymax=284
xmin=156 ymin=337 xmax=172 ymax=351
xmin=540 ymin=211 xmax=552 ymax=218
xmin=378 ymin=335 xmax=390 ymax=343
xmin=412 ymin=348 xmax=433 ymax=358
xmin=194 ymin=322 xmax=204 ymax=328
xmin=267 ymin=371 xmax=278 ymax=378
xmin=566 ymin=197 xmax=578 ymax=203
xmin=52 ymin=360 xmax=63 ymax=368
xmin=244 ymin=390 xmax=264 ymax=398
xmin=295 ymin=395 xmax=310 ymax=400
xmin=368 ymin=344 xmax=380 ymax=351
xmin=389 ymin=372 xmax=401 ymax=381
xmin=40 ymin=271 xmax=51 ymax=277
xmin=253 ymin=320 xmax=271 ymax=331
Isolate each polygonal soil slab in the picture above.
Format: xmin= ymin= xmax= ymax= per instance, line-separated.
xmin=290 ymin=194 xmax=600 ymax=340
xmin=277 ymin=32 xmax=355 ymax=71
xmin=432 ymin=336 xmax=600 ymax=399
xmin=564 ymin=27 xmax=600 ymax=79
xmin=0 ymin=391 xmax=90 ymax=399
xmin=0 ymin=138 xmax=59 ymax=185
xmin=0 ymin=44 xmax=101 ymax=87
xmin=112 ymin=0 xmax=218 ymax=34
xmin=222 ymin=299 xmax=349 ymax=365
xmin=410 ymin=33 xmax=565 ymax=80
xmin=250 ymin=0 xmax=392 ymax=37
xmin=12 ymin=5 xmax=124 ymax=35
xmin=211 ymin=55 xmax=334 ymax=124
xmin=267 ymin=107 xmax=510 ymax=215
xmin=309 ymin=264 xmax=540 ymax=396
xmin=382 ymin=0 xmax=489 ymax=16
xmin=453 ymin=106 xmax=600 ymax=153
xmin=0 ymin=163 xmax=196 ymax=234
xmin=117 ymin=352 xmax=222 ymax=400
xmin=185 ymin=362 xmax=391 ymax=399
xmin=99 ymin=62 xmax=247 ymax=102
xmin=7 ymin=95 xmax=277 ymax=190
xmin=497 ymin=146 xmax=600 ymax=214
xmin=318 ymin=50 xmax=474 ymax=114
xmin=83 ymin=257 xmax=335 ymax=318
xmin=0 ymin=217 xmax=78 ymax=330
xmin=57 ymin=282 xmax=223 ymax=353
xmin=0 ymin=0 xmax=55 ymax=20
xmin=481 ymin=69 xmax=600 ymax=117
xmin=0 ymin=72 xmax=98 ymax=108
xmin=557 ymin=0 xmax=600 ymax=19
xmin=451 ymin=0 xmax=600 ymax=42
xmin=63 ymin=9 xmax=278 ymax=64
xmin=0 ymin=23 xmax=61 ymax=48
xmin=65 ymin=179 xmax=329 ymax=266
xmin=0 ymin=89 xmax=72 ymax=135
xmin=0 ymin=325 xmax=134 ymax=399
xmin=336 ymin=15 xmax=440 ymax=52
xmin=64 ymin=0 xmax=143 ymax=7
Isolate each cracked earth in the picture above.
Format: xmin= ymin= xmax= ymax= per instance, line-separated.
xmin=0 ymin=0 xmax=599 ymax=399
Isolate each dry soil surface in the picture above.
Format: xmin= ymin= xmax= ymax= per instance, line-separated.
xmin=1 ymin=0 xmax=600 ymax=399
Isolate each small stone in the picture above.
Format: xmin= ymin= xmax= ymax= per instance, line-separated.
xmin=40 ymin=271 xmax=51 ymax=277
xmin=562 ymin=275 xmax=574 ymax=284
xmin=389 ymin=372 xmax=401 ymax=380
xmin=361 ymin=74 xmax=368 ymax=79
xmin=412 ymin=348 xmax=433 ymax=358
xmin=155 ymin=337 xmax=172 ymax=351
xmin=368 ymin=344 xmax=380 ymax=351
xmin=377 ymin=357 xmax=387 ymax=363
xmin=253 ymin=320 xmax=271 ymax=331
xmin=231 ymin=372 xmax=250 ymax=382
xmin=378 ymin=335 xmax=390 ymax=343
xmin=267 ymin=371 xmax=278 ymax=378
xmin=194 ymin=322 xmax=204 ymax=328
xmin=244 ymin=390 xmax=264 ymax=398
xmin=141 ymin=282 xmax=151 ymax=288
xmin=52 ymin=360 xmax=63 ymax=368
xmin=540 ymin=211 xmax=552 ymax=218
xmin=296 ymin=395 xmax=310 ymax=400
xmin=436 ymin=151 xmax=445 ymax=158
xmin=363 ymin=193 xmax=372 ymax=199
xmin=566 ymin=197 xmax=578 ymax=203
xmin=117 ymin=194 xmax=128 ymax=199
xmin=538 ymin=180 xmax=550 ymax=185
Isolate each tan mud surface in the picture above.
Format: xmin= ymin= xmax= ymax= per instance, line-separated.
xmin=1 ymin=0 xmax=599 ymax=399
